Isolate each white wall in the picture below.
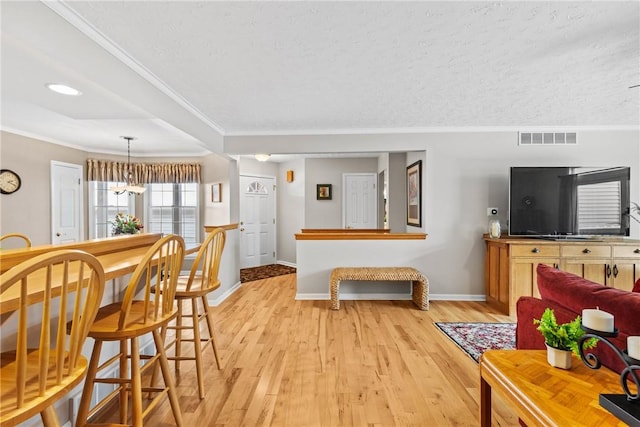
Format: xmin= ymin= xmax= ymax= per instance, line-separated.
xmin=238 ymin=156 xmax=279 ymax=177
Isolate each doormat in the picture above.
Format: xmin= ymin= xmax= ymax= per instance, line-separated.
xmin=240 ymin=264 xmax=297 ymax=283
xmin=434 ymin=322 xmax=516 ymax=363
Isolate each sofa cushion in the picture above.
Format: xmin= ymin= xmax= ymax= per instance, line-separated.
xmin=516 ymin=294 xmax=630 ymax=374
xmin=634 ymin=277 xmax=640 ymax=293
xmin=516 ymin=296 xmax=580 ymax=350
xmin=536 ymin=264 xmax=640 ymax=336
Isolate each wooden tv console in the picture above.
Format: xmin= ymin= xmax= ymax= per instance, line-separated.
xmin=484 ymin=235 xmax=640 ymax=316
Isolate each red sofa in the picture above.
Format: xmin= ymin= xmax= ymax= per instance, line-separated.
xmin=516 ymin=264 xmax=640 ymax=374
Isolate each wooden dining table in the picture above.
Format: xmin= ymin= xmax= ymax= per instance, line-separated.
xmin=0 ymin=233 xmax=200 ymax=316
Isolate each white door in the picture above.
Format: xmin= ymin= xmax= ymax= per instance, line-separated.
xmin=51 ymin=161 xmax=83 ymax=244
xmin=239 ymin=175 xmax=276 ymax=268
xmin=343 ymin=173 xmax=377 ymax=229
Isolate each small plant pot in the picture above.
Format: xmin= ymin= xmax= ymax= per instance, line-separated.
xmin=546 ymin=344 xmax=572 ymax=369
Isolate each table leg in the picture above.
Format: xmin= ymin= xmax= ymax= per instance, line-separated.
xmin=480 ymin=375 xmax=492 ymax=427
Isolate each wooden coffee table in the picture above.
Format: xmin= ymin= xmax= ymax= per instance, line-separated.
xmin=479 ymin=350 xmax=627 ymax=426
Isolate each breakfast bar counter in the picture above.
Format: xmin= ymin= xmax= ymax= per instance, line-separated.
xmin=0 ymin=233 xmax=200 ymax=315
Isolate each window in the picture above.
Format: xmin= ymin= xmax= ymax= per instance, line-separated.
xmin=89 ymin=181 xmax=136 ymax=238
xmin=575 ymin=168 xmax=629 ymax=235
xmin=145 ymin=183 xmax=199 ymax=244
xmin=577 ymin=181 xmax=622 ymax=231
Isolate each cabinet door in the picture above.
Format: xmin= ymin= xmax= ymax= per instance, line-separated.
xmin=511 ymin=258 xmax=559 ymax=315
xmin=611 ymin=261 xmax=640 ymax=291
xmin=485 ymin=241 xmax=509 ymax=314
xmin=611 ymin=245 xmax=640 ymax=291
xmin=561 ymin=258 xmax=610 ymax=285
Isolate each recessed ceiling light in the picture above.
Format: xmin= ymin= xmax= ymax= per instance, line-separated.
xmin=46 ymin=83 xmax=82 ymax=96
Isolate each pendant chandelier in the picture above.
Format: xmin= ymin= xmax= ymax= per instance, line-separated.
xmin=109 ymin=136 xmax=146 ymax=195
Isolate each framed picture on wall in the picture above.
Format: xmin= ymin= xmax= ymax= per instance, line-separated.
xmin=406 ymin=160 xmax=422 ymax=227
xmin=316 ymin=184 xmax=332 ymax=200
xmin=211 ymin=183 xmax=222 ymax=203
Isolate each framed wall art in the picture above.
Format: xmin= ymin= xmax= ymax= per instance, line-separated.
xmin=211 ymin=183 xmax=222 ymax=203
xmin=316 ymin=184 xmax=332 ymax=200
xmin=406 ymin=160 xmax=422 ymax=227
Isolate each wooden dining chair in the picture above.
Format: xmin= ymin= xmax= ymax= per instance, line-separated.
xmin=152 ymin=227 xmax=226 ymax=399
xmin=0 ymin=250 xmax=105 ymax=427
xmin=76 ymin=234 xmax=185 ymax=427
xmin=0 ymin=233 xmax=32 ymax=249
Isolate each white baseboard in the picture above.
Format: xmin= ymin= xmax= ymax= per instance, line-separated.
xmin=430 ymin=294 xmax=487 ymax=301
xmin=295 ymin=293 xmax=411 ymax=301
xmin=276 ymin=260 xmax=296 ymax=268
xmin=341 ymin=293 xmax=412 ymax=300
xmin=295 ymin=293 xmax=487 ymax=302
xmin=207 ymin=281 xmax=242 ymax=306
xmin=295 ymin=293 xmax=330 ymax=300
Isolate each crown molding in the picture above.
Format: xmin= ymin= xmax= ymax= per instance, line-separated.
xmin=224 ymin=125 xmax=640 ymax=137
xmin=1 ymin=127 xmax=211 ymax=158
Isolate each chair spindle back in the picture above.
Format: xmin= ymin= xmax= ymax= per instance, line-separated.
xmin=185 ymin=228 xmax=226 ymax=292
xmin=118 ymin=234 xmax=185 ymax=330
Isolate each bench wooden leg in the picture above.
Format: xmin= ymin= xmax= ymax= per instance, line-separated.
xmin=412 ymin=280 xmax=429 ymax=310
xmin=330 ymin=277 xmax=340 ymax=310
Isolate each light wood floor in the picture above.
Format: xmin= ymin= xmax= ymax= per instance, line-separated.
xmin=94 ymin=273 xmax=519 ymax=426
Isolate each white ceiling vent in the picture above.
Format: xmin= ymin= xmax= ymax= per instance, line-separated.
xmin=519 ymin=132 xmax=577 ymax=145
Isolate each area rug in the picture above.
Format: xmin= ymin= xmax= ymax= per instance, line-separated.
xmin=434 ymin=322 xmax=516 ymax=363
xmin=240 ymin=264 xmax=297 ymax=283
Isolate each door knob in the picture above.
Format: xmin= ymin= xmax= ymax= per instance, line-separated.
xmin=56 ymin=232 xmax=61 ymax=237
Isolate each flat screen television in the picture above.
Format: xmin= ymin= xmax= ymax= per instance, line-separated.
xmin=509 ymin=166 xmax=631 ymax=238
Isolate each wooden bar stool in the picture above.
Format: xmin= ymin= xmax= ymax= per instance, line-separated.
xmin=76 ymin=234 xmax=185 ymax=427
xmin=153 ymin=228 xmax=226 ymax=399
xmin=0 ymin=250 xmax=105 ymax=427
xmin=0 ymin=233 xmax=32 ymax=249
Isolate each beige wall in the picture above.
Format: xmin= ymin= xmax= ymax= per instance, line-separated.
xmin=277 ymin=158 xmax=305 ymax=263
xmin=227 ymin=130 xmax=640 ymax=298
xmin=0 ymin=131 xmax=234 ymax=247
xmin=304 ymin=157 xmax=379 ymax=228
xmin=4 ymin=129 xmax=639 ymax=298
xmin=1 ymin=132 xmax=89 ymax=247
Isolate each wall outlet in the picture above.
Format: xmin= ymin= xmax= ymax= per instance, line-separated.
xmin=487 ymin=207 xmax=498 ymax=216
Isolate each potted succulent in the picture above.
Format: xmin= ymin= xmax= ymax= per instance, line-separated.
xmin=533 ymin=308 xmax=597 ymax=369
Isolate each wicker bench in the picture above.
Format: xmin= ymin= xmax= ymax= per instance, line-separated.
xmin=329 ymin=267 xmax=429 ymax=310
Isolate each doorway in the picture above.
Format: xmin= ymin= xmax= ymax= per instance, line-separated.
xmin=50 ymin=161 xmax=83 ymax=244
xmin=239 ymin=175 xmax=276 ymax=268
xmin=342 ymin=173 xmax=377 ymax=229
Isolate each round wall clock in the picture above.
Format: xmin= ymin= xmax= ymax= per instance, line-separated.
xmin=0 ymin=169 xmax=22 ymax=194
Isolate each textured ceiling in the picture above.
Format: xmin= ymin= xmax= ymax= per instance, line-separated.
xmin=1 ymin=1 xmax=638 ymax=156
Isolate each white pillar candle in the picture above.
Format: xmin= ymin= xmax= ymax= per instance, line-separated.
xmin=628 ymin=336 xmax=640 ymax=360
xmin=581 ymin=308 xmax=614 ymax=332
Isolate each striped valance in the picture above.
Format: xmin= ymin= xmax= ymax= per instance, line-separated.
xmin=87 ymin=159 xmax=201 ymax=184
